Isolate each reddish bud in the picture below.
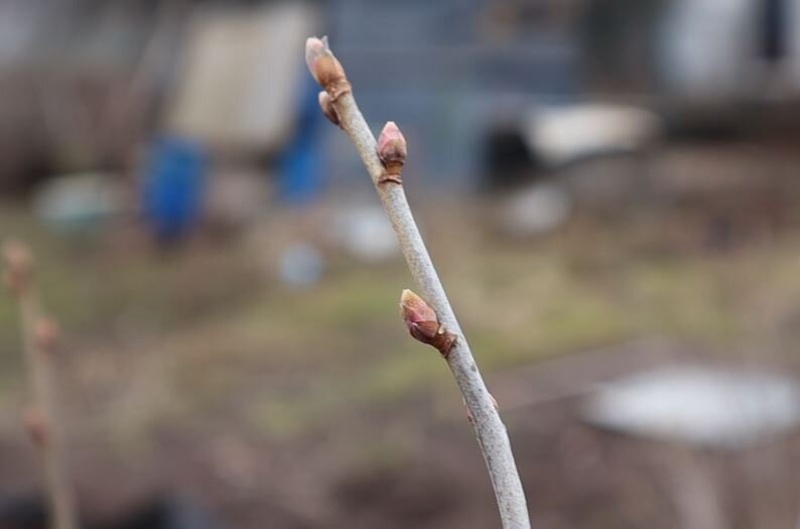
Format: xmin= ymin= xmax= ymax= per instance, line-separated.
xmin=400 ymin=289 xmax=437 ymax=324
xmin=304 ymin=36 xmax=329 ymax=76
xmin=2 ymin=240 xmax=33 ymax=296
xmin=318 ymin=91 xmax=340 ymax=127
xmin=399 ymin=289 xmax=457 ymax=357
xmin=305 ymin=36 xmax=349 ymax=99
xmin=23 ymin=407 xmax=48 ymax=447
xmin=34 ymin=318 xmax=60 ymax=352
xmin=3 ymin=241 xmax=33 ymax=271
xmin=378 ymin=122 xmax=407 ymax=179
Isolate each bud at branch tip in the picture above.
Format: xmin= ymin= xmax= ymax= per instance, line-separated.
xmin=305 ymin=36 xmax=350 ymax=100
xmin=304 ymin=36 xmax=329 ymax=74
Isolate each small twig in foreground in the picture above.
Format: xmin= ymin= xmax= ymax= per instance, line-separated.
xmin=306 ymin=37 xmax=530 ymax=529
xmin=4 ymin=241 xmax=77 ymax=529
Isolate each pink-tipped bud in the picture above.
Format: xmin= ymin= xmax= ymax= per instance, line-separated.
xmin=23 ymin=407 xmax=48 ymax=447
xmin=3 ymin=240 xmax=34 ymax=296
xmin=305 ymin=36 xmax=349 ymax=98
xmin=378 ymin=122 xmax=407 ymax=171
xmin=400 ymin=289 xmax=437 ymax=324
xmin=304 ymin=36 xmax=329 ymax=75
xmin=318 ymin=91 xmax=340 ymax=127
xmin=34 ymin=318 xmax=60 ymax=352
xmin=399 ymin=289 xmax=456 ymax=357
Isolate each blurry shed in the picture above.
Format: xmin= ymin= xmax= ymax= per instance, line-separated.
xmin=325 ymin=0 xmax=582 ymax=191
xmin=166 ymin=4 xmax=318 ymax=152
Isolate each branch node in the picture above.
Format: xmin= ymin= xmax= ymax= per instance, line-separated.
xmin=377 ymin=173 xmax=403 ymax=185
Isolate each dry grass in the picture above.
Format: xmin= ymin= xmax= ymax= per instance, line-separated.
xmin=1 ymin=199 xmax=797 ymax=446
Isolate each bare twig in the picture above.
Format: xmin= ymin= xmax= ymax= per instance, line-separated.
xmin=3 ymin=241 xmax=77 ymax=529
xmin=305 ymin=37 xmax=530 ymax=529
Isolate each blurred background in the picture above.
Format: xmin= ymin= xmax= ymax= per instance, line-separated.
xmin=1 ymin=0 xmax=800 ymax=528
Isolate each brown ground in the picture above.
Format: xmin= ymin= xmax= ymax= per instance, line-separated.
xmin=0 ymin=140 xmax=799 ymax=528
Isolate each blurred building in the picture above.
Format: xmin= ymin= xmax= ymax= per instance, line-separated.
xmin=0 ymin=0 xmax=799 ymax=193
xmin=324 ymin=0 xmax=581 ymax=190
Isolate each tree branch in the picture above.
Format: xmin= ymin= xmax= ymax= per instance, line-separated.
xmin=4 ymin=241 xmax=77 ymax=529
xmin=305 ymin=37 xmax=531 ymax=529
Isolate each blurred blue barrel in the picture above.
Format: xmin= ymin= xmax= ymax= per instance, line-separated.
xmin=142 ymin=137 xmax=208 ymax=243
xmin=278 ymin=73 xmax=326 ymax=205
